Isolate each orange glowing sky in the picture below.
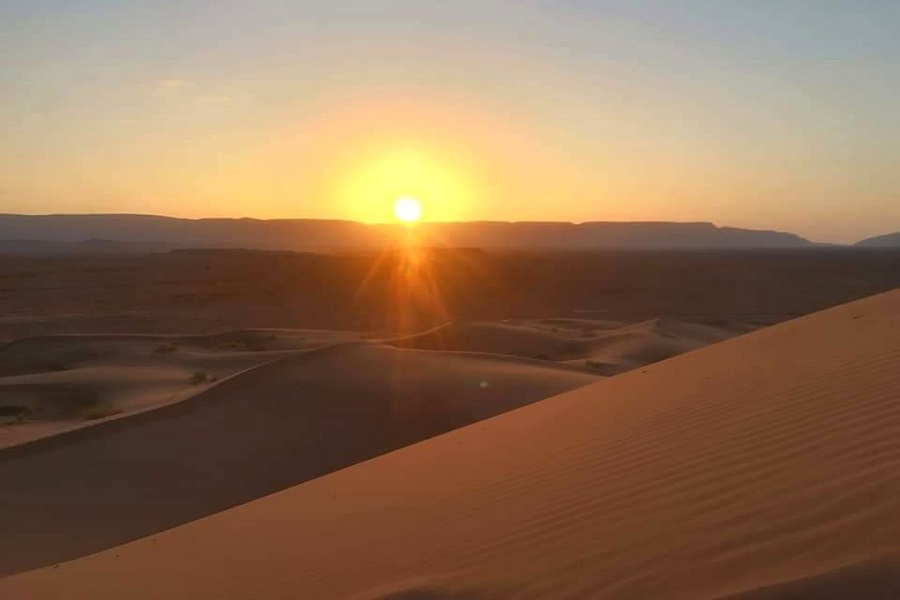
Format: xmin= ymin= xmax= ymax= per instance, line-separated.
xmin=2 ymin=2 xmax=898 ymax=243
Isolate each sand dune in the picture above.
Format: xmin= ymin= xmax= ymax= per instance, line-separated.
xmin=0 ymin=330 xmax=361 ymax=448
xmin=0 ymin=343 xmax=596 ymax=575
xmin=3 ymin=290 xmax=896 ymax=598
xmin=393 ymin=317 xmax=752 ymax=375
xmin=0 ymin=318 xmax=748 ymax=449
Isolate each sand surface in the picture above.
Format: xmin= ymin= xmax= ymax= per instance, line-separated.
xmin=396 ymin=318 xmax=750 ymax=375
xmin=0 ymin=329 xmax=361 ymax=448
xmin=0 ymin=339 xmax=599 ymax=575
xmin=3 ymin=290 xmax=896 ymax=598
xmin=0 ymin=317 xmax=747 ymax=448
xmin=0 ymin=315 xmax=748 ymax=574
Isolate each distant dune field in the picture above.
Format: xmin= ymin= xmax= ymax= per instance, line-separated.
xmin=4 ymin=290 xmax=896 ymax=598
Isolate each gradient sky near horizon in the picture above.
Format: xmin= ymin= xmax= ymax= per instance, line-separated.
xmin=2 ymin=1 xmax=898 ymax=243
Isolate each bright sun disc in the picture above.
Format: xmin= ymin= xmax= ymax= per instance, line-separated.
xmin=394 ymin=197 xmax=422 ymax=223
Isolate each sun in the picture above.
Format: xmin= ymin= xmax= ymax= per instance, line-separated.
xmin=393 ymin=196 xmax=422 ymax=223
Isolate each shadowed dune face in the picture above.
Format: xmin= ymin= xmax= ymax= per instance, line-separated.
xmin=0 ymin=332 xmax=346 ymax=448
xmin=4 ymin=291 xmax=895 ymax=599
xmin=717 ymin=555 xmax=900 ymax=599
xmin=0 ymin=344 xmax=597 ymax=575
xmin=0 ymin=383 xmax=103 ymax=421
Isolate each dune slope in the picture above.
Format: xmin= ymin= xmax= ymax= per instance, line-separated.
xmin=391 ymin=318 xmax=751 ymax=375
xmin=0 ymin=344 xmax=595 ymax=575
xmin=0 ymin=329 xmax=362 ymax=448
xmin=3 ymin=290 xmax=897 ymax=598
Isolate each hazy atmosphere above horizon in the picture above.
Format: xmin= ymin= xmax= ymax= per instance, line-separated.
xmin=3 ymin=1 xmax=898 ymax=243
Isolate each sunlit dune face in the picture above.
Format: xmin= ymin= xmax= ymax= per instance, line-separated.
xmin=394 ymin=197 xmax=422 ymax=224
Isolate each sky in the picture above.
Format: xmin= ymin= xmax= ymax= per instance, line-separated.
xmin=1 ymin=1 xmax=898 ymax=243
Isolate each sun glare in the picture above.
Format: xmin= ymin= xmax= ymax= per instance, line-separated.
xmin=337 ymin=144 xmax=471 ymax=223
xmin=394 ymin=197 xmax=422 ymax=223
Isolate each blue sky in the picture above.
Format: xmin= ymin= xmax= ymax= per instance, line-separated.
xmin=2 ymin=1 xmax=898 ymax=242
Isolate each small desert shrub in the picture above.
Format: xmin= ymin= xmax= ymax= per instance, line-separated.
xmin=190 ymin=371 xmax=208 ymax=384
xmin=0 ymin=405 xmax=29 ymax=423
xmin=154 ymin=343 xmax=179 ymax=354
xmin=585 ymin=360 xmax=619 ymax=376
xmin=83 ymin=406 xmax=122 ymax=421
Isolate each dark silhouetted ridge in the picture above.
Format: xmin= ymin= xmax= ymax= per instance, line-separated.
xmin=0 ymin=214 xmax=813 ymax=252
xmin=857 ymin=231 xmax=900 ymax=247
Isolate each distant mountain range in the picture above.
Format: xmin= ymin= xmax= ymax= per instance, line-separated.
xmin=856 ymin=232 xmax=900 ymax=248
xmin=0 ymin=213 xmax=869 ymax=254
